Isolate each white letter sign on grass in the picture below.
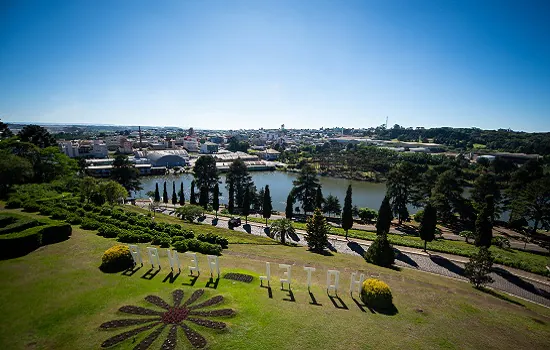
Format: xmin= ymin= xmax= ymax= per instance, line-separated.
xmin=128 ymin=245 xmax=143 ymax=266
xmin=279 ymin=264 xmax=291 ymax=289
xmin=260 ymin=262 xmax=271 ymax=287
xmin=207 ymin=255 xmax=220 ymax=278
xmin=327 ymin=270 xmax=340 ymax=296
xmin=166 ymin=249 xmax=180 ymax=272
xmin=350 ymin=272 xmax=365 ymax=296
xmin=186 ymin=252 xmax=199 ymax=276
xmin=304 ymin=266 xmax=316 ymax=290
xmin=146 ymin=247 xmax=161 ymax=269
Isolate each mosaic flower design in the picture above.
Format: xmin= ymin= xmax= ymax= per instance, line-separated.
xmin=100 ymin=289 xmax=235 ymax=349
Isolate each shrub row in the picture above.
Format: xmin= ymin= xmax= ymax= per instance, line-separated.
xmin=0 ymin=214 xmax=40 ymax=235
xmin=0 ymin=220 xmax=72 ymax=259
xmin=172 ymin=238 xmax=223 ymax=256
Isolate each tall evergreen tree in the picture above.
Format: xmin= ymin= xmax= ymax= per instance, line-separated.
xmin=190 ymin=180 xmax=197 ymax=205
xmin=376 ymin=196 xmax=392 ymax=235
xmin=292 ymin=163 xmax=320 ymax=214
xmin=212 ymin=183 xmax=220 ymax=218
xmin=419 ymin=202 xmax=437 ymax=252
xmin=285 ymin=191 xmax=294 ymax=220
xmin=323 ymin=194 xmax=341 ymax=217
xmin=193 ymin=155 xmax=219 ymax=199
xmin=199 ymin=186 xmax=209 ymax=209
xmin=305 ymin=208 xmax=330 ymax=253
xmin=179 ymin=183 xmax=185 ymax=206
xmin=315 ymin=185 xmax=324 ymax=209
xmin=111 ymin=154 xmax=142 ymax=193
xmin=163 ymin=182 xmax=168 ymax=204
xmin=171 ymin=181 xmax=177 ymax=205
xmin=341 ymin=184 xmax=353 ymax=240
xmin=242 ymin=187 xmax=251 ymax=223
xmin=386 ymin=162 xmax=416 ymax=224
xmin=228 ymin=181 xmax=235 ymax=214
xmin=262 ymin=185 xmax=273 ymax=226
xmin=475 ymin=195 xmax=494 ymax=248
xmin=226 ymin=158 xmax=253 ymax=208
xmin=154 ymin=183 xmax=160 ymax=202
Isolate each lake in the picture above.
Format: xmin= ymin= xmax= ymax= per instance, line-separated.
xmin=135 ymin=171 xmax=396 ymax=213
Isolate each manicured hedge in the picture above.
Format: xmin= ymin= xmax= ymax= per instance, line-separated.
xmin=0 ymin=220 xmax=72 ymax=259
xmin=0 ymin=215 xmax=40 ymax=235
xmin=174 ymin=238 xmax=222 ymax=256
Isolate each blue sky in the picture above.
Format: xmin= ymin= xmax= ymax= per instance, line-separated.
xmin=1 ymin=0 xmax=549 ymax=131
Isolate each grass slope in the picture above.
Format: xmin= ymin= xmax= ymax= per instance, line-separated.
xmin=0 ymin=210 xmax=549 ymax=349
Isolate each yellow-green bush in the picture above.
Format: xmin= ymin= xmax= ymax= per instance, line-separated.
xmin=100 ymin=245 xmax=133 ymax=272
xmin=360 ymin=278 xmax=393 ymax=309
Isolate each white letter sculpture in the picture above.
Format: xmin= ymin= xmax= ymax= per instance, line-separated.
xmin=259 ymin=262 xmax=271 ymax=287
xmin=166 ymin=249 xmax=180 ymax=272
xmin=207 ymin=255 xmax=220 ymax=278
xmin=327 ymin=269 xmax=340 ymax=296
xmin=279 ymin=264 xmax=292 ymax=289
xmin=146 ymin=247 xmax=161 ymax=269
xmin=128 ymin=245 xmax=143 ymax=266
xmin=304 ymin=266 xmax=316 ymax=291
xmin=186 ymin=252 xmax=199 ymax=276
xmin=350 ymin=272 xmax=365 ymax=296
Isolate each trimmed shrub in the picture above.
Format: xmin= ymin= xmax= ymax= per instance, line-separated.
xmin=492 ymin=236 xmax=511 ymax=249
xmin=360 ymin=278 xmax=393 ymax=310
xmin=185 ymin=238 xmax=223 ymax=255
xmin=22 ymin=201 xmax=41 ymax=212
xmin=40 ymin=222 xmax=72 ymax=245
xmin=97 ymin=224 xmax=121 ymax=238
xmin=66 ymin=214 xmax=82 ymax=225
xmin=80 ymin=218 xmax=101 ymax=230
xmin=38 ymin=205 xmax=54 ymax=216
xmin=364 ymin=235 xmax=395 ymax=267
xmin=413 ymin=210 xmax=424 ymax=223
xmin=5 ymin=199 xmax=22 ymax=209
xmin=0 ymin=216 xmax=40 ymax=235
xmin=197 ymin=232 xmax=228 ymax=249
xmin=50 ymin=209 xmax=69 ymax=220
xmin=100 ymin=245 xmax=134 ymax=272
xmin=152 ymin=233 xmax=171 ymax=247
xmin=173 ymin=239 xmax=188 ymax=253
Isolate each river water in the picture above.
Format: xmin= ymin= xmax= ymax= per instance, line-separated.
xmin=135 ymin=171 xmax=397 ymax=213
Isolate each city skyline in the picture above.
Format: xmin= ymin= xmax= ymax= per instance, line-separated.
xmin=1 ymin=0 xmax=549 ymax=132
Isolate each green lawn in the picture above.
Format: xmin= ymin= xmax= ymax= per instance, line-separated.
xmin=211 ymin=212 xmax=550 ymax=277
xmin=0 ymin=210 xmax=549 ymax=349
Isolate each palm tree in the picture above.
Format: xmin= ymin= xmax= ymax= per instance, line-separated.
xmin=270 ymin=218 xmax=295 ymax=245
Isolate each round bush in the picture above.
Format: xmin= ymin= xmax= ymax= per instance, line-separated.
xmin=413 ymin=210 xmax=424 ymax=223
xmin=360 ymin=278 xmax=393 ymax=309
xmin=100 ymin=245 xmax=134 ymax=272
xmin=364 ymin=235 xmax=395 ymax=267
xmin=6 ymin=199 xmax=22 ymax=209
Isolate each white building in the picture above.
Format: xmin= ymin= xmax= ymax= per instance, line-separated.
xmin=59 ymin=141 xmax=79 ymax=158
xmin=182 ymin=139 xmax=199 ymax=152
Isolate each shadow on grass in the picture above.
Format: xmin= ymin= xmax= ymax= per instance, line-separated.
xmin=308 ymin=291 xmax=322 ymax=306
xmin=288 ymin=230 xmax=300 ymax=242
xmin=162 ymin=271 xmax=180 ymax=283
xmin=309 ymin=249 xmax=334 ymax=256
xmin=429 ymin=254 xmax=464 ymax=276
xmin=395 ymin=249 xmax=419 ymax=268
xmin=260 ymin=285 xmax=273 ymax=299
xmin=328 ymin=293 xmax=348 ymax=310
xmin=263 ymin=227 xmax=271 ymax=237
xmin=182 ymin=274 xmax=199 ymax=286
xmin=327 ymin=241 xmax=337 ymax=252
xmin=347 ymin=241 xmax=365 ymax=256
xmin=141 ymin=267 xmax=161 ymax=280
xmin=351 ymin=296 xmax=369 ymax=313
xmin=282 ymin=288 xmax=295 ymax=302
xmin=205 ymin=277 xmax=220 ymax=289
xmin=366 ymin=303 xmax=399 ymax=316
xmin=121 ymin=265 xmax=142 ymax=276
xmin=477 ymin=286 xmax=525 ymax=307
xmin=493 ymin=267 xmax=550 ymax=300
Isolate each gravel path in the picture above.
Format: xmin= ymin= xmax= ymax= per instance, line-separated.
xmin=149 ymin=206 xmax=550 ymax=307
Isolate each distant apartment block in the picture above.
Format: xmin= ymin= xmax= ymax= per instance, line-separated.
xmin=200 ymin=141 xmax=219 ymax=154
xmin=59 ymin=140 xmax=108 ymax=158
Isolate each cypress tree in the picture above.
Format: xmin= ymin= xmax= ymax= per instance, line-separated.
xmin=419 ymin=202 xmax=437 ymax=252
xmin=315 ymin=185 xmax=324 ymax=209
xmin=376 ymin=196 xmax=392 ymax=235
xmin=154 ymin=183 xmax=160 ymax=202
xmin=342 ymin=184 xmax=353 ymax=240
xmin=228 ymin=181 xmax=235 ymax=214
xmin=242 ymin=187 xmax=251 ymax=224
xmin=163 ymin=182 xmax=168 ymax=204
xmin=475 ymin=195 xmax=494 ymax=248
xmin=305 ymin=208 xmax=330 ymax=253
xmin=285 ymin=191 xmax=294 ymax=220
xmin=262 ymin=185 xmax=273 ymax=226
xmin=212 ymin=183 xmax=220 ymax=218
xmin=190 ymin=180 xmax=197 ymax=205
xmin=199 ymin=186 xmax=209 ymax=209
xmin=179 ymin=182 xmax=185 ymax=206
xmin=171 ymin=181 xmax=177 ymax=205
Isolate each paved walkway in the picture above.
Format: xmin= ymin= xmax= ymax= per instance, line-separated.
xmin=143 ymin=204 xmax=550 ymax=307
